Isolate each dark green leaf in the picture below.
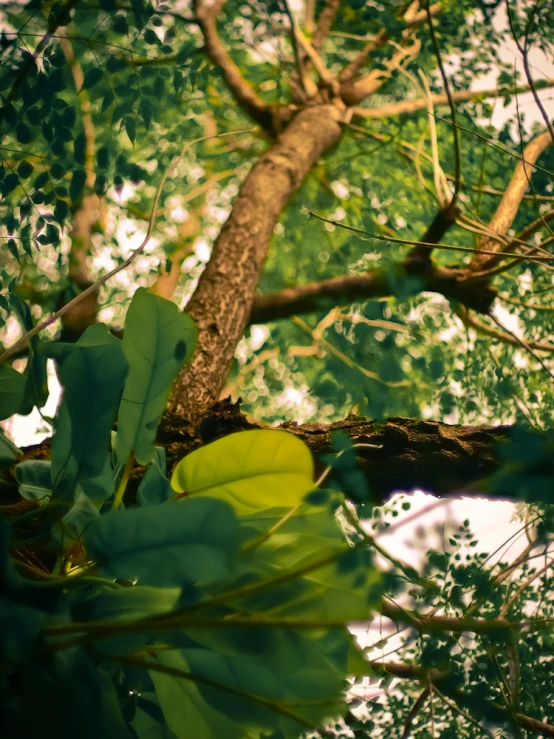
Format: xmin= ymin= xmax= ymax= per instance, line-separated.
xmin=116 ymin=288 xmax=196 ymax=465
xmin=81 ymin=67 xmax=103 ymax=91
xmin=17 ymin=161 xmax=34 ymax=179
xmin=15 ymin=459 xmax=53 ymax=502
xmin=124 ymin=117 xmax=136 ymax=145
xmin=84 ymin=497 xmax=240 ymax=586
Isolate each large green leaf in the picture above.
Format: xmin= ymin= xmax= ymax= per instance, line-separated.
xmin=45 ymin=324 xmax=129 ymax=500
xmin=83 ymin=497 xmax=240 ymax=588
xmin=148 ymin=651 xmax=245 ymax=739
xmin=170 ymin=430 xmax=315 ymax=515
xmin=70 ymin=584 xmax=183 ymax=656
xmin=131 ymin=693 xmax=179 ymax=739
xmin=14 ymin=459 xmax=53 ymax=502
xmin=9 ymin=294 xmax=49 ymax=415
xmin=230 ymin=505 xmax=384 ymax=623
xmin=0 ymin=427 xmax=19 ymax=467
xmin=149 ymin=638 xmax=345 ymax=739
xmin=0 ymin=363 xmax=26 ymax=420
xmin=116 ymin=288 xmax=196 ymax=465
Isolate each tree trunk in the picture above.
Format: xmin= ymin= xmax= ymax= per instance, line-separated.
xmin=167 ymin=104 xmax=344 ymax=422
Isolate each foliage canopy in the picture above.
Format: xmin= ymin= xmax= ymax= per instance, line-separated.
xmin=1 ymin=0 xmax=554 ymax=737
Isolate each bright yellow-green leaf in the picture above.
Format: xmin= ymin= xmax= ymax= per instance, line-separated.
xmin=170 ymin=430 xmax=315 ymax=515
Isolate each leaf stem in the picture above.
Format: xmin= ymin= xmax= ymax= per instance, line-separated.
xmin=112 ymin=451 xmax=135 ymax=510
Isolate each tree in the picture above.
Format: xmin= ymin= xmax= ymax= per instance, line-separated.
xmin=1 ymin=0 xmax=554 ymax=737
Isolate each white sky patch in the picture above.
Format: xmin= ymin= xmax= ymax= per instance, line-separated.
xmin=3 ymin=360 xmax=61 ymax=447
xmin=492 ymin=301 xmax=523 ymax=335
xmin=473 ymin=7 xmax=554 ymax=131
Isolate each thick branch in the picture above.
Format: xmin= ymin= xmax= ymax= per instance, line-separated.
xmin=13 ymin=405 xmax=526 ymax=506
xmin=249 ymin=260 xmax=495 ymax=324
xmin=352 ymin=78 xmax=554 ymax=119
xmin=193 ymin=0 xmax=273 ymax=130
xmin=154 ymin=406 xmax=513 ymax=503
xmin=405 ymin=203 xmax=460 ymax=264
xmin=168 ymin=104 xmax=344 ymax=422
xmin=470 ymin=130 xmax=553 ymax=272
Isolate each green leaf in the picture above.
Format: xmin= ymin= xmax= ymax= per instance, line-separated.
xmin=113 ymin=14 xmax=129 ymax=34
xmin=33 ymin=172 xmax=49 ymax=190
xmin=101 ymin=91 xmax=115 ymax=113
xmin=53 ymin=198 xmax=69 ymax=224
xmin=45 ymin=324 xmax=129 ymax=500
xmin=149 ymin=651 xmax=244 ymax=739
xmin=17 ymin=161 xmax=34 ymax=179
xmin=124 ymin=117 xmax=136 ymax=145
xmin=116 ymin=288 xmax=196 ymax=465
xmin=137 ymin=464 xmax=173 ymax=506
xmin=139 ymin=99 xmax=154 ymax=129
xmin=0 ymin=428 xmax=19 ymax=467
xmin=74 ymin=584 xmax=181 ymax=623
xmin=9 ymin=295 xmax=48 ymax=415
xmin=83 ymin=497 xmax=240 ymax=587
xmin=2 ymin=173 xmax=20 ymax=196
xmin=170 ymin=430 xmax=315 ymax=514
xmin=14 ymin=459 xmax=53 ymax=502
xmin=16 ymin=123 xmax=33 ymax=144
xmin=81 ymin=67 xmax=103 ymax=91
xmin=94 ymin=173 xmax=108 ymax=196
xmin=106 ymin=56 xmax=127 ymax=74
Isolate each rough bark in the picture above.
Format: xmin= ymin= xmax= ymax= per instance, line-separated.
xmin=153 ymin=403 xmax=511 ymax=503
xmin=167 ymin=104 xmax=345 ymax=422
xmin=7 ymin=403 xmax=518 ymax=507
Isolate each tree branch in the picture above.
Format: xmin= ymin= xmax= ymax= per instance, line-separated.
xmin=338 ymin=3 xmax=442 ymax=84
xmin=369 ymin=658 xmax=554 ymax=738
xmin=193 ymin=0 xmax=274 ymax=131
xmin=470 ymin=130 xmax=553 ymax=272
xmin=249 ymin=254 xmax=495 ymax=325
xmin=152 ymin=404 xmax=513 ymax=503
xmin=167 ymin=105 xmax=344 ymax=422
xmin=311 ymin=0 xmax=341 ymax=53
xmin=340 ymin=38 xmax=422 ymax=106
xmin=351 ymin=78 xmax=554 ymax=119
xmin=454 ymin=306 xmax=554 ymax=353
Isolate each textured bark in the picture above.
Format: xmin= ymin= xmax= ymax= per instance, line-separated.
xmin=153 ymin=404 xmax=511 ymax=503
xmin=167 ymin=105 xmax=344 ymax=421
xmin=8 ymin=405 xmax=516 ymax=506
xmin=470 ymin=131 xmax=553 ymax=272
